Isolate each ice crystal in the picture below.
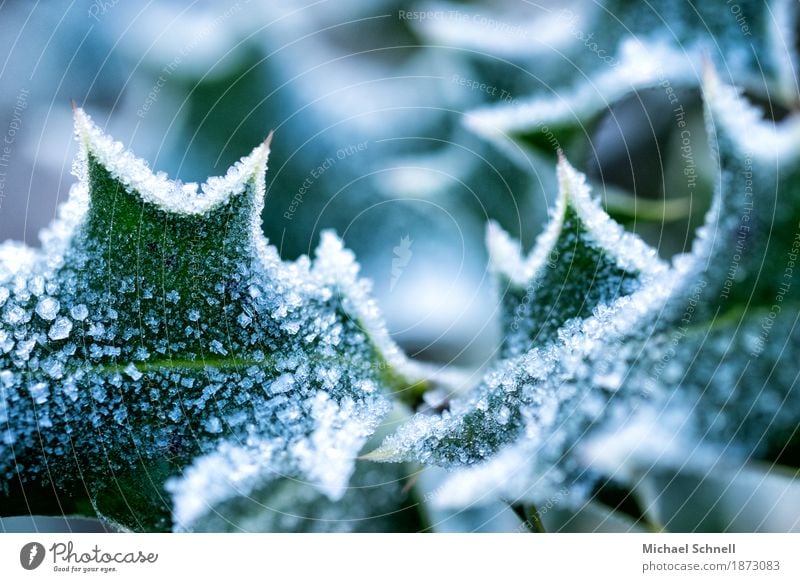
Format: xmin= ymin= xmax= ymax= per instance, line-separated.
xmin=47 ymin=317 xmax=73 ymax=341
xmin=35 ymin=297 xmax=60 ymax=321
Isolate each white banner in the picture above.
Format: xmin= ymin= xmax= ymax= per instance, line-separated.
xmin=1 ymin=533 xmax=799 ymax=581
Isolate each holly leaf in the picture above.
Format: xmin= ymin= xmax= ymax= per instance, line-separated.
xmin=0 ymin=109 xmax=421 ymax=530
xmin=488 ymin=155 xmax=665 ymax=357
xmin=370 ymin=71 xmax=800 ymax=523
xmin=366 ymin=155 xmax=665 ymax=466
xmin=166 ymin=407 xmax=428 ymax=532
xmin=462 ymin=0 xmax=799 ymax=162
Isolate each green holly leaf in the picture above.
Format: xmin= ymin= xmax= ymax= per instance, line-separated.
xmin=370 ymin=70 xmax=800 ymax=526
xmin=464 ymin=39 xmax=696 ymax=161
xmin=695 ymin=66 xmax=800 ymax=309
xmin=488 ymin=155 xmax=665 ymax=357
xmin=462 ymin=0 xmax=799 ymax=162
xmin=0 ymin=109 xmax=422 ymax=531
xmin=366 ymin=155 xmax=664 ymax=466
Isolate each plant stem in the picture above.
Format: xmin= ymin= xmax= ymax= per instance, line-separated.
xmin=510 ymin=502 xmax=546 ymax=533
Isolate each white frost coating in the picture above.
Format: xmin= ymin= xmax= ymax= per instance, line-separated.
xmin=167 ymin=439 xmax=282 ymax=528
xmin=703 ymin=64 xmax=800 ymax=161
xmin=291 ymin=392 xmax=389 ymax=500
xmin=485 ymin=221 xmax=527 ymax=283
xmin=487 ymin=157 xmax=666 ymax=285
xmin=0 ymin=241 xmax=38 ymax=283
xmin=311 ymin=231 xmax=435 ymax=383
xmin=168 ymin=393 xmax=388 ymax=528
xmin=73 ymin=108 xmax=272 ymax=215
xmin=464 ymin=40 xmax=694 ymax=139
xmin=431 ymin=445 xmax=542 ymax=509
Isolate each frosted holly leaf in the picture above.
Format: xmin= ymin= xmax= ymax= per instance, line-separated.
xmin=0 ymin=109 xmax=421 ymax=531
xmin=463 ymin=0 xmax=798 ymax=160
xmin=489 ymin=155 xmax=665 ymax=358
xmin=417 ymin=1 xmax=793 ymax=96
xmin=610 ymin=67 xmax=800 ymax=461
xmin=687 ymin=65 xmax=800 ymax=310
xmin=370 ymin=71 xmax=800 ymax=519
xmin=595 ymin=0 xmax=797 ymax=100
xmin=577 ymin=71 xmax=800 ymax=503
xmin=464 ymin=39 xmax=696 ymax=160
xmin=367 ymin=157 xmax=665 ymax=465
xmin=166 ymin=408 xmax=426 ymax=532
xmin=422 ymin=299 xmax=800 ymax=512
